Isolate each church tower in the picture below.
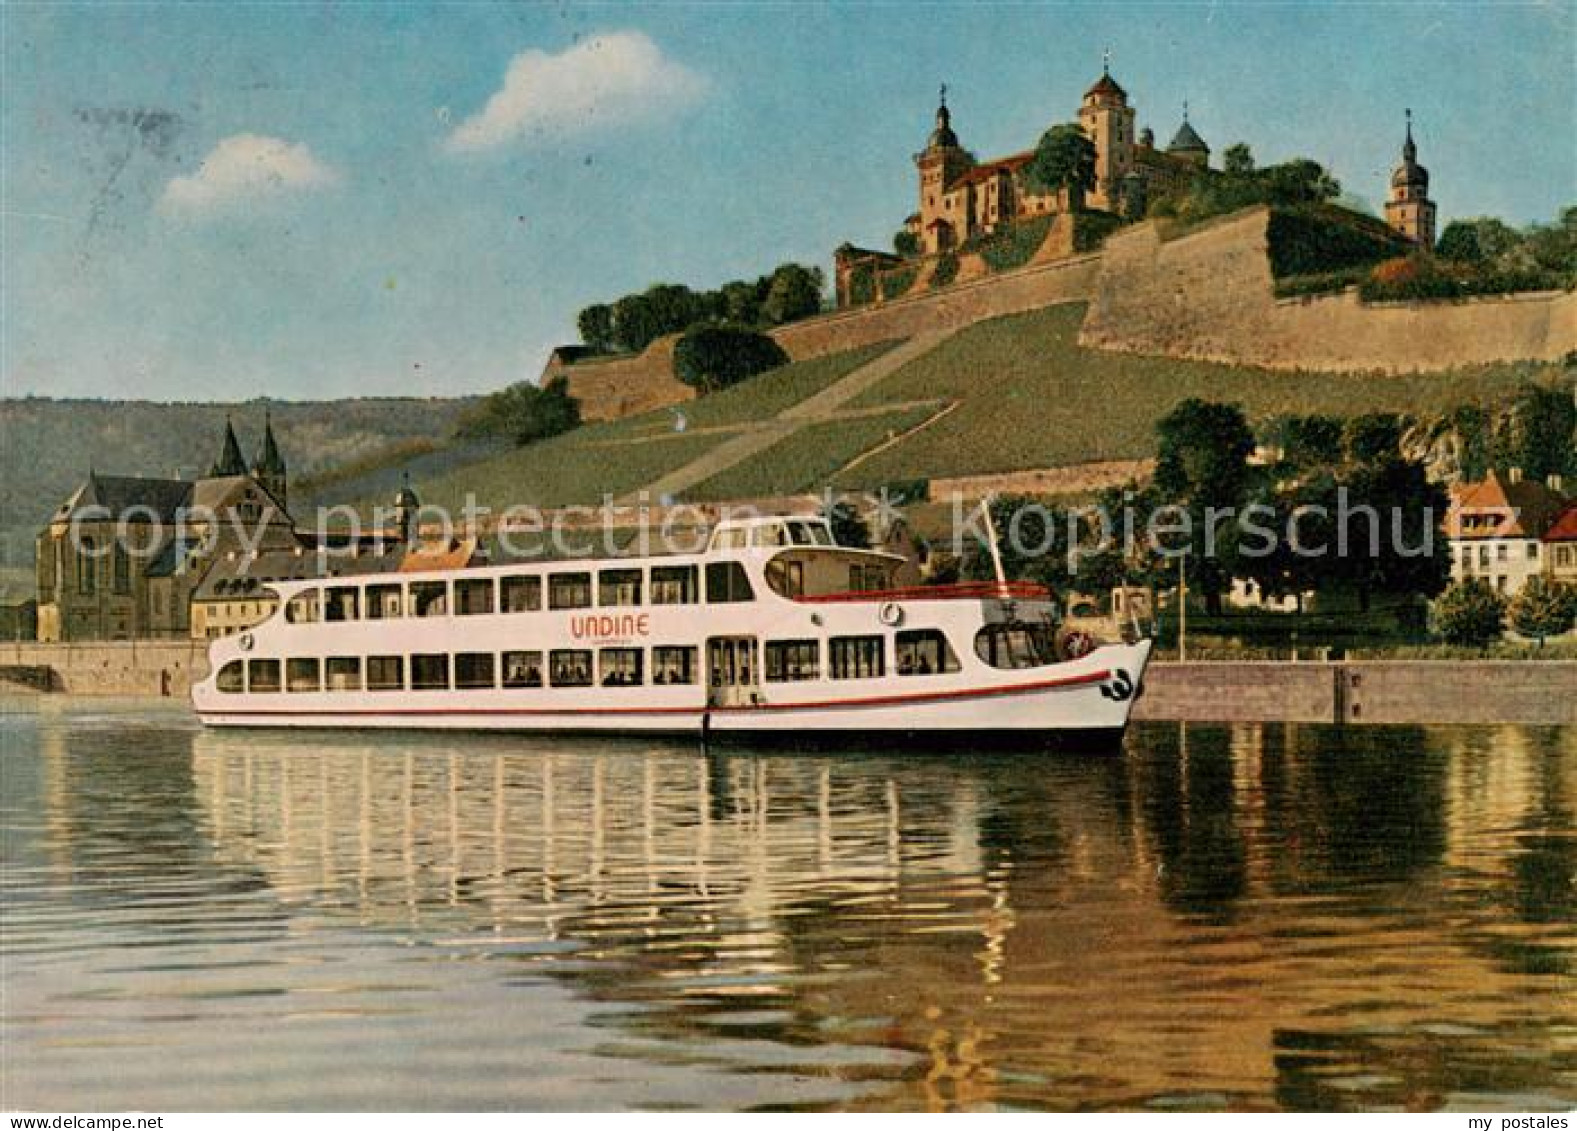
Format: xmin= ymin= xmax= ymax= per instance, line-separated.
xmin=1385 ymin=110 xmax=1436 ymax=248
xmin=251 ymin=409 xmax=288 ymax=511
xmin=210 ymin=415 xmax=247 ymax=478
xmin=915 ymin=86 xmax=974 ymax=253
xmin=1078 ymin=57 xmax=1136 ymax=212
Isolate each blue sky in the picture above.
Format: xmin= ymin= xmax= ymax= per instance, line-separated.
xmin=3 ymin=2 xmax=1572 ymax=402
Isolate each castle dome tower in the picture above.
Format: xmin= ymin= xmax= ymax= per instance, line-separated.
xmin=914 ymin=84 xmax=974 ymax=253
xmin=1078 ymin=54 xmax=1136 ymax=212
xmin=251 ymin=409 xmax=288 ymax=511
xmin=1385 ymin=109 xmax=1436 ymax=247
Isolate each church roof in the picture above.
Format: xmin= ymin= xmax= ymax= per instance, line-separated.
xmin=211 ymin=417 xmax=247 ymax=477
xmin=52 ymin=474 xmax=193 ymax=524
xmin=1167 ymin=118 xmax=1209 ymax=154
xmin=253 ymin=412 xmax=286 ymax=475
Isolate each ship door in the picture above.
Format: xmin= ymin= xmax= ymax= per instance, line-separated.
xmin=707 ymin=636 xmax=760 ymax=709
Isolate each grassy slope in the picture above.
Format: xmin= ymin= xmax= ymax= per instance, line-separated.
xmin=836 ymin=303 xmax=1564 ymax=487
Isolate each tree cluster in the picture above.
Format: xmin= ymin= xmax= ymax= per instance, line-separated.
xmin=455 ymin=376 xmax=582 ymax=448
xmin=1149 ymin=143 xmax=1342 ymax=225
xmin=1436 ymin=207 xmax=1577 ymax=285
xmin=576 ymin=264 xmax=825 ymax=355
xmin=672 ymin=327 xmax=789 ymax=394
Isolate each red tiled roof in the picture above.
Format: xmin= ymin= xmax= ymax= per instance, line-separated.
xmin=1448 ymin=472 xmax=1567 ymax=539
xmin=1543 ymin=500 xmax=1577 ymax=543
xmin=952 ymin=151 xmax=1032 ymax=187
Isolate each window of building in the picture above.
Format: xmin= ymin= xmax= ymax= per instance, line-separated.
xmin=652 ymin=646 xmax=697 ymax=685
xmin=326 ymin=656 xmax=362 ymax=691
xmin=455 ymin=652 xmax=495 ymax=689
xmin=286 ymin=590 xmax=321 ymax=623
xmin=217 ymin=660 xmax=244 ymax=693
xmin=1497 ymin=544 xmax=1509 ymax=562
xmin=599 ymin=569 xmax=643 ymax=607
xmin=367 ymin=655 xmax=404 ymax=691
xmin=1527 ymin=543 xmax=1540 ymax=560
xmin=502 ymin=650 xmax=544 ymax=688
xmin=410 ymin=581 xmax=448 ymax=617
xmin=599 ymin=647 xmax=643 ymax=687
xmin=1479 ymin=546 xmax=1490 ymax=566
xmin=550 ymin=649 xmax=593 ymax=687
xmin=549 ymin=572 xmax=592 ymax=610
xmin=248 ymin=658 xmax=281 ymax=692
xmin=287 ymin=658 xmax=321 ymax=693
xmin=1495 ymin=576 xmax=1508 ymax=592
xmin=112 ymin=544 xmax=131 ymax=595
xmin=765 ymin=639 xmax=820 ymax=682
xmin=502 ymin=575 xmax=541 ymax=613
xmin=411 ymin=653 xmax=449 ymax=690
xmin=651 ymin=565 xmax=698 ymax=605
xmin=455 ymin=578 xmax=495 ymax=616
xmin=896 ymin=629 xmax=960 ymax=676
xmin=706 ymin=561 xmax=754 ymax=603
xmin=77 ymin=539 xmax=96 ymax=596
xmin=325 ymin=586 xmax=359 ymax=622
xmin=829 ymin=636 xmax=884 ymax=680
xmin=364 ymin=584 xmax=401 ymax=619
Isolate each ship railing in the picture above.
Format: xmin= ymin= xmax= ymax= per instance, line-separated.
xmin=795 ymin=581 xmax=1051 ymax=604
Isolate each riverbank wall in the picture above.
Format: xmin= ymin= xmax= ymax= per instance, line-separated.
xmin=0 ymin=641 xmax=207 ymax=698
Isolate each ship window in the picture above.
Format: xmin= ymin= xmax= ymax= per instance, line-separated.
xmin=248 ymin=659 xmax=281 ymax=692
xmin=502 ymin=575 xmax=541 ymax=612
xmin=366 ymin=584 xmax=402 ymax=619
xmin=829 ymin=636 xmax=884 ymax=680
xmin=751 ymin=523 xmax=787 ymax=547
xmin=786 ymin=521 xmax=817 ymax=546
xmin=217 ymin=660 xmax=244 ymax=693
xmin=599 ymin=647 xmax=643 ymax=687
xmin=455 ymin=652 xmax=495 ymax=689
xmin=411 ymin=653 xmax=449 ymax=690
xmin=326 ymin=656 xmax=362 ymax=691
xmin=550 ymin=649 xmax=593 ymax=688
xmin=714 ymin=528 xmax=748 ymax=549
xmin=549 ymin=572 xmax=592 ymax=610
xmin=285 ymin=590 xmax=320 ymax=623
xmin=599 ymin=569 xmax=643 ymax=607
xmin=765 ymin=558 xmax=805 ymax=599
xmin=410 ymin=581 xmax=448 ymax=617
xmin=896 ymin=629 xmax=960 ymax=675
xmin=325 ymin=586 xmax=359 ymax=622
xmin=287 ymin=658 xmax=321 ymax=693
xmin=652 ymin=646 xmax=697 ymax=685
xmin=502 ymin=650 xmax=544 ymax=688
xmin=974 ymin=623 xmax=1054 ymax=670
xmin=706 ymin=561 xmax=754 ymax=603
xmin=765 ymin=639 xmax=820 ymax=682
xmin=849 ymin=564 xmax=888 ymax=592
xmin=651 ymin=565 xmax=698 ymax=604
xmin=367 ymin=655 xmax=404 ymax=691
xmin=455 ymin=578 xmax=495 ymax=616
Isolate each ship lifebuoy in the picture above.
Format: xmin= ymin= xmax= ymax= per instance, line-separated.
xmin=1060 ymin=630 xmax=1095 ymax=660
xmin=238 ymin=632 xmax=255 ymax=652
xmin=878 ymin=602 xmax=904 ymax=627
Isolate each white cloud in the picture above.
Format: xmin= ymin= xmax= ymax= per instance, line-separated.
xmin=160 ymin=134 xmax=340 ymax=213
xmin=445 ymin=31 xmax=707 ymax=153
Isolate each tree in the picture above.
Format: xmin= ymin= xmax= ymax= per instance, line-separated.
xmin=1265 ymin=413 xmax=1343 ymax=470
xmin=1153 ymin=399 xmax=1257 ymax=615
xmin=457 ymin=376 xmax=581 ymax=447
xmin=1222 ymin=142 xmax=1255 ymax=177
xmin=894 ymin=229 xmax=921 ymax=257
xmin=576 ymin=304 xmax=615 ymax=352
xmin=719 ymin=280 xmax=764 ymax=326
xmin=1509 ymin=576 xmax=1577 ymax=645
xmin=960 ymin=494 xmax=1074 ymax=595
xmin=1259 ymin=159 xmax=1341 ymax=206
xmin=672 ymin=326 xmax=788 ymax=394
xmin=1436 ymin=217 xmax=1521 ymax=264
xmin=1492 ymin=383 xmax=1576 ymax=482
xmin=1332 ymin=455 xmax=1451 ymax=613
xmin=761 ymin=264 xmax=824 ymax=325
xmin=821 ymin=499 xmax=871 ymax=549
xmin=1345 ymin=413 xmax=1404 ymax=465
xmin=1024 ymin=123 xmax=1096 ymax=204
xmin=1435 ymin=578 xmax=1506 ymax=649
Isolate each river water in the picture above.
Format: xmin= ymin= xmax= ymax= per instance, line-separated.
xmin=2 ymin=696 xmax=1572 ymax=1112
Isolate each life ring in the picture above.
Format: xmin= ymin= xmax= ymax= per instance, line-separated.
xmin=238 ymin=632 xmax=255 ymax=652
xmin=878 ymin=602 xmax=904 ymax=627
xmin=1060 ymin=629 xmax=1096 ymax=660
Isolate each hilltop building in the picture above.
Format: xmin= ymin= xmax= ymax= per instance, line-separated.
xmin=1385 ymin=110 xmax=1437 ymax=248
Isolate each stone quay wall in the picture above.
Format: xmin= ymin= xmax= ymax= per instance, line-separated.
xmin=0 ymin=641 xmax=209 ymax=698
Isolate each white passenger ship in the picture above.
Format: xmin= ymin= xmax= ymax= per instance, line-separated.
xmin=192 ymin=515 xmax=1152 ymax=744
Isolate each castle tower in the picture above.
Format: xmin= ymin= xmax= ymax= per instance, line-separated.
xmin=210 ymin=415 xmax=247 ymax=478
xmin=1385 ymin=109 xmax=1436 ymax=248
xmin=1078 ymin=57 xmax=1136 ymax=212
xmin=393 ymin=473 xmax=421 ymax=543
xmin=1166 ymin=102 xmax=1210 ymax=168
xmin=251 ymin=409 xmax=288 ymax=511
xmin=915 ymin=86 xmax=974 ymax=253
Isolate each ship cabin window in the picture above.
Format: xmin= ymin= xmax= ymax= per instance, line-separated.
xmin=367 ymin=655 xmax=404 ymax=691
xmin=599 ymin=569 xmax=643 ymax=607
xmin=326 ymin=656 xmax=362 ymax=691
xmin=217 ymin=660 xmax=245 ymax=693
xmin=751 ymin=523 xmax=788 ymax=547
xmin=849 ymin=564 xmax=889 ymax=592
xmin=705 ymin=561 xmax=754 ymax=603
xmin=550 ymin=649 xmax=593 ymax=688
xmin=764 ymin=558 xmax=805 ymax=599
xmin=896 ymin=629 xmax=960 ymax=676
xmin=713 ymin=528 xmax=748 ymax=550
xmin=287 ymin=658 xmax=321 ymax=693
xmin=600 ymin=647 xmax=643 ymax=687
xmin=651 ymin=565 xmax=698 ymax=604
xmin=829 ymin=635 xmax=884 ymax=680
xmin=366 ymin=583 xmax=403 ymax=620
xmin=410 ymin=581 xmax=448 ymax=618
xmin=974 ymin=622 xmax=1055 ymax=670
xmin=248 ymin=658 xmax=281 ymax=693
xmin=652 ymin=646 xmax=697 ymax=685
xmin=455 ymin=578 xmax=495 ymax=616
xmin=455 ymin=652 xmax=495 ymax=689
xmin=411 ymin=653 xmax=449 ymax=690
xmin=285 ymin=590 xmax=320 ymax=624
xmin=787 ymin=520 xmax=833 ymax=546
xmin=502 ymin=575 xmax=542 ymax=613
xmin=324 ymin=586 xmax=359 ymax=622
xmin=502 ymin=650 xmax=544 ymax=688
xmin=765 ymin=639 xmax=820 ymax=682
xmin=549 ymin=572 xmax=592 ymax=610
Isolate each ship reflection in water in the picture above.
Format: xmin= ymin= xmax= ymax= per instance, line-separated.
xmin=2 ymin=698 xmax=1573 ymax=1111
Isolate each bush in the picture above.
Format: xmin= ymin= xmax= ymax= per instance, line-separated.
xmin=1509 ymin=576 xmax=1577 ymax=644
xmin=1360 ymin=254 xmax=1567 ymax=302
xmin=673 ymin=326 xmax=789 ymax=394
xmin=880 ymin=265 xmax=920 ymax=300
xmin=930 ymin=251 xmax=959 ymax=289
xmin=893 ymin=230 xmax=921 ymax=258
xmin=1267 ymin=205 xmax=1409 ymax=279
xmin=847 ymin=262 xmax=877 ymax=306
xmin=457 ymin=377 xmax=581 ymax=447
xmin=1273 ymin=266 xmax=1370 ymax=299
xmin=1073 ymin=211 xmax=1123 ymax=252
xmin=1434 ymin=578 xmax=1506 ymax=648
xmin=972 ymin=215 xmax=1055 ymax=273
